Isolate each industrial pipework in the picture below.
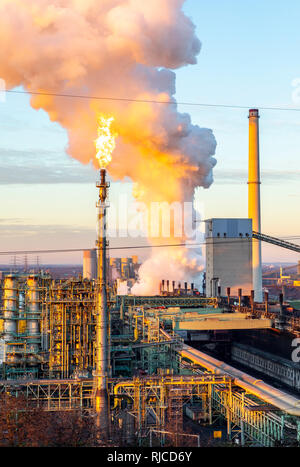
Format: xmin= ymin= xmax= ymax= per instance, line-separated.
xmin=26 ymin=274 xmax=41 ymax=367
xmin=248 ymin=109 xmax=263 ymax=302
xmin=94 ymin=168 xmax=110 ymax=437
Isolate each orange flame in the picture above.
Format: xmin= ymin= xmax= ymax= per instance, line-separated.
xmin=94 ymin=115 xmax=117 ymax=168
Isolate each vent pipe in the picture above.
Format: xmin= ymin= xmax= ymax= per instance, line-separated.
xmin=94 ymin=168 xmax=110 ymax=438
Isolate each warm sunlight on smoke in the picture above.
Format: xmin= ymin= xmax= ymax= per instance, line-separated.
xmin=94 ymin=115 xmax=117 ymax=168
xmin=0 ymin=0 xmax=217 ymax=294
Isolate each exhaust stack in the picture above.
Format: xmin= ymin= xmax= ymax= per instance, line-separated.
xmin=248 ymin=109 xmax=263 ymax=302
xmin=94 ymin=168 xmax=110 ymax=437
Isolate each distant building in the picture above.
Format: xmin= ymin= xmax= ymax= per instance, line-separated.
xmin=109 ymin=256 xmax=139 ymax=283
xmin=205 ymin=218 xmax=253 ymax=297
xmin=82 ymin=252 xmax=140 ymax=284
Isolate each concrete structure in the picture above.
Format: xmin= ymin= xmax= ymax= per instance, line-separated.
xmin=144 ymin=306 xmax=272 ymax=332
xmin=180 ymin=344 xmax=300 ymax=418
xmin=205 ymin=218 xmax=253 ymax=297
xmin=248 ymin=109 xmax=263 ymax=302
xmin=83 ymin=249 xmax=97 ymax=280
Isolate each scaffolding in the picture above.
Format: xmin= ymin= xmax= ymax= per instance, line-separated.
xmin=44 ymin=279 xmax=98 ymax=379
xmin=110 ymin=374 xmax=232 ymax=446
xmin=0 ymin=378 xmax=94 ymax=411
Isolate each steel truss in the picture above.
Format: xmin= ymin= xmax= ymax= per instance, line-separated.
xmin=180 ymin=360 xmax=295 ymax=447
xmin=0 ymin=378 xmax=94 ymax=411
xmin=110 ymin=374 xmax=232 ymax=445
xmin=115 ymin=295 xmax=219 ymax=310
xmin=211 ymin=384 xmax=286 ymax=446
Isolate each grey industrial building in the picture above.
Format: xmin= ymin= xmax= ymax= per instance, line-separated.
xmin=205 ymin=218 xmax=253 ymax=297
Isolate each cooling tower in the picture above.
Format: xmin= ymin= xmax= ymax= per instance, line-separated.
xmin=83 ymin=249 xmax=97 ymax=280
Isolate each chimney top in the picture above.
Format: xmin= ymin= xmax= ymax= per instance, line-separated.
xmin=249 ymin=109 xmax=259 ymax=118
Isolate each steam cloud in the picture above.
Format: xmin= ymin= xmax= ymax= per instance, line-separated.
xmin=0 ymin=0 xmax=217 ymax=294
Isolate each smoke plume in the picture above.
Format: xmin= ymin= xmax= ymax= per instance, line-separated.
xmin=0 ymin=0 xmax=217 ymax=294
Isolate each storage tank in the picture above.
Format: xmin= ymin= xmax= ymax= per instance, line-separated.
xmin=3 ymin=274 xmax=18 ymax=341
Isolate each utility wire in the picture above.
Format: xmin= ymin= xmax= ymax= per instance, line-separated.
xmin=0 ymin=237 xmax=286 ymax=256
xmin=5 ymin=89 xmax=300 ymax=112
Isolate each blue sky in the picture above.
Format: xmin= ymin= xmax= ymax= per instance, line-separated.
xmin=0 ymin=0 xmax=300 ymax=265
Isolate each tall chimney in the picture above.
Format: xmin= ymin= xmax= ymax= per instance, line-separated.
xmin=95 ymin=168 xmax=110 ymax=438
xmin=248 ymin=109 xmax=263 ymax=302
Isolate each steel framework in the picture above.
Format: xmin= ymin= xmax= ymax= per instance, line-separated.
xmin=0 ymin=378 xmax=94 ymax=411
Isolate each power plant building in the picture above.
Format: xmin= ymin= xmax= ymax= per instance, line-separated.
xmin=205 ymin=218 xmax=253 ymax=297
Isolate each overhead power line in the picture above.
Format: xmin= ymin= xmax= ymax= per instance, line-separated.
xmin=5 ymin=89 xmax=300 ymax=112
xmin=0 ymin=237 xmax=277 ymax=257
xmin=0 ymin=233 xmax=298 ymax=258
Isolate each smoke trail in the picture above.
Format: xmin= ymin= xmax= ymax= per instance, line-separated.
xmin=0 ymin=0 xmax=217 ymax=294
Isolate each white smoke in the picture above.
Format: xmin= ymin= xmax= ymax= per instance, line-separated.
xmin=0 ymin=0 xmax=217 ymax=294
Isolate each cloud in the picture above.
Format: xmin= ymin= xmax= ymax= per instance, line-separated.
xmin=214 ymin=168 xmax=300 ymax=185
xmin=0 ymin=147 xmax=96 ymax=184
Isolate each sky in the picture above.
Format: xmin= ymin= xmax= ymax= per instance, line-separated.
xmin=0 ymin=0 xmax=300 ymax=266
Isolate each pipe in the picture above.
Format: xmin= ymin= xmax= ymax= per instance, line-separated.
xmin=248 ymin=109 xmax=263 ymax=302
xmin=279 ymin=293 xmax=284 ymax=316
xmin=180 ymin=344 xmax=300 ymax=416
xmin=238 ymin=288 xmax=242 ymax=305
xmin=250 ymin=289 xmax=255 ymax=313
xmin=264 ymin=291 xmax=269 ymax=315
xmin=226 ymin=287 xmax=230 ymax=305
xmin=159 ymin=329 xmax=300 ymax=416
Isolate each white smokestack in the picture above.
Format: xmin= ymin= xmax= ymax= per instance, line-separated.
xmin=248 ymin=109 xmax=263 ymax=302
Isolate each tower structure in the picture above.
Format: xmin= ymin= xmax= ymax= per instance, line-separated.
xmin=248 ymin=109 xmax=263 ymax=302
xmin=94 ymin=168 xmax=110 ymax=437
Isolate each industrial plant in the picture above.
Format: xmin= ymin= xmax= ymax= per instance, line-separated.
xmin=1 ymin=109 xmax=300 ymax=448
